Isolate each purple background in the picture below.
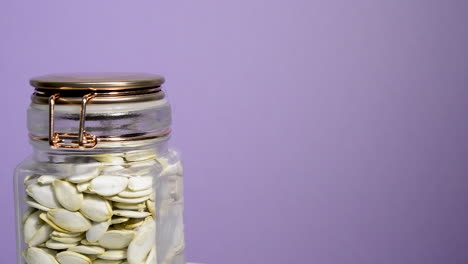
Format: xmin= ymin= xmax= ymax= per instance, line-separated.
xmin=1 ymin=1 xmax=467 ymax=263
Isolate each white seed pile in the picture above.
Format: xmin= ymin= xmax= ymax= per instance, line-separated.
xmin=22 ymin=154 xmax=183 ymax=264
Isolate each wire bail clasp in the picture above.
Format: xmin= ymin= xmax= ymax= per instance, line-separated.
xmin=49 ymin=93 xmax=98 ymax=149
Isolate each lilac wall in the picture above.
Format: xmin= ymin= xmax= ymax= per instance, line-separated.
xmin=1 ymin=1 xmax=468 ymax=263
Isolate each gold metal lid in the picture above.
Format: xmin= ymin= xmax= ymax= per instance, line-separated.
xmin=30 ymin=72 xmax=165 ymax=91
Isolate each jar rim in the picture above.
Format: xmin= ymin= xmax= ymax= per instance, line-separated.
xmin=30 ymin=72 xmax=165 ymax=91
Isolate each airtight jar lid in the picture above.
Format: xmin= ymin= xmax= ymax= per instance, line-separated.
xmin=28 ymin=73 xmax=171 ymax=150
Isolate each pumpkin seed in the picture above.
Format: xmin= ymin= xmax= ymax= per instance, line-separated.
xmin=51 ymin=235 xmax=83 ymax=244
xmin=107 ymin=195 xmax=150 ymax=204
xmin=24 ymin=175 xmax=34 ymax=184
xmin=38 ymin=175 xmax=59 ymax=185
xmin=68 ymin=245 xmax=105 ymax=255
xmin=98 ymin=250 xmax=127 ymax=261
xmin=53 ymin=180 xmax=83 ymax=211
xmin=124 ymin=218 xmax=146 ymax=230
xmin=90 ymin=176 xmax=128 ymax=197
xmin=67 ymin=163 xmax=101 ymax=184
xmin=80 ymin=195 xmax=113 ymax=222
xmin=118 ymin=188 xmax=153 ymax=198
xmin=56 ymin=251 xmax=92 ymax=264
xmin=92 ymin=260 xmax=122 ymax=264
xmin=24 ymin=211 xmax=43 ymax=243
xmin=127 ymin=177 xmax=152 ymax=191
xmin=127 ymin=219 xmax=155 ymax=264
xmin=47 ymin=209 xmax=92 ymax=233
xmin=23 ymin=207 xmax=36 ymax=223
xmin=86 ymin=220 xmax=111 ymax=243
xmin=110 ymin=217 xmax=130 ymax=225
xmin=39 ymin=213 xmax=72 ymax=233
xmin=76 ymin=182 xmax=90 ymax=192
xmin=124 ymin=151 xmax=157 ymax=162
xmin=112 ymin=218 xmax=145 ymax=231
xmin=26 ymin=183 xmax=61 ymax=209
xmin=113 ymin=210 xmax=151 ymax=219
xmin=98 ymin=230 xmax=135 ymax=249
xmin=26 ymin=199 xmax=52 ymax=211
xmin=94 ymin=155 xmax=125 ymax=164
xmin=147 ymin=201 xmax=156 ymax=219
xmin=51 ymin=231 xmax=83 ymax=238
xmin=101 ymin=165 xmax=125 ymax=174
xmin=25 ymin=177 xmax=40 ymax=187
xmin=113 ymin=202 xmax=146 ymax=211
xmin=24 ymin=247 xmax=59 ymax=264
xmin=80 ymin=239 xmax=101 ymax=246
xmin=45 ymin=240 xmax=78 ymax=250
xmin=28 ymin=225 xmax=53 ymax=247
xmin=127 ymin=160 xmax=158 ymax=176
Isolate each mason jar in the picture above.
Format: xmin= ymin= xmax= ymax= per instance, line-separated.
xmin=14 ymin=73 xmax=185 ymax=264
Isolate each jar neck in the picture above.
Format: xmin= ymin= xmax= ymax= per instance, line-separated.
xmin=31 ymin=139 xmax=170 ymax=164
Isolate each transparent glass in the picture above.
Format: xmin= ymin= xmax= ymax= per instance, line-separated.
xmin=15 ymin=97 xmax=185 ymax=264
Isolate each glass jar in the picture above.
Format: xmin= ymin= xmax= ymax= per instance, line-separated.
xmin=14 ymin=73 xmax=185 ymax=264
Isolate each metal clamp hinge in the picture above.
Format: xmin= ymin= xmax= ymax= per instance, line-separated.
xmin=49 ymin=93 xmax=98 ymax=149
